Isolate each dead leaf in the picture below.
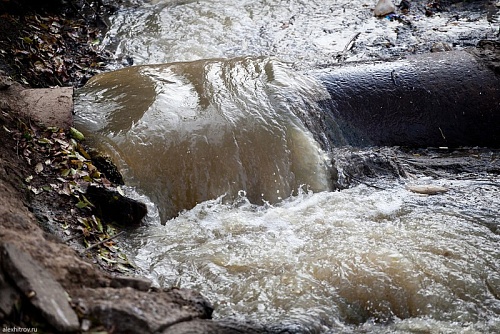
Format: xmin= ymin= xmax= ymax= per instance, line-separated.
xmin=76 ymin=201 xmax=88 ymax=209
xmin=37 ymin=138 xmax=53 ymax=145
xmin=28 ymin=186 xmax=42 ymax=195
xmin=70 ymin=127 xmax=85 ymax=141
xmin=34 ymin=162 xmax=43 ymax=174
xmin=21 ymin=36 xmax=34 ymax=44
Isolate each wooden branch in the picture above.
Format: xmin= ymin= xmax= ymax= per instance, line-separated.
xmin=83 ymin=231 xmax=125 ymax=253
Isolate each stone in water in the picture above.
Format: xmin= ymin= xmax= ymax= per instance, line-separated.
xmin=374 ymin=0 xmax=396 ymax=17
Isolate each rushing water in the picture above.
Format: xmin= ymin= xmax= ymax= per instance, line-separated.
xmin=75 ymin=0 xmax=500 ymax=333
xmin=76 ymin=57 xmax=333 ymax=220
xmin=122 ymin=177 xmax=500 ymax=333
xmin=103 ymin=0 xmax=498 ymax=68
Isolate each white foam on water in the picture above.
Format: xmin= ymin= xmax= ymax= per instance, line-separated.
xmin=122 ymin=179 xmax=500 ymax=333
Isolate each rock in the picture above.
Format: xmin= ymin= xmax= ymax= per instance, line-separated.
xmin=0 ymin=269 xmax=20 ymax=319
xmin=162 ymin=319 xmax=268 ymax=334
xmin=110 ymin=275 xmax=152 ymax=291
xmin=74 ymin=287 xmax=214 ymax=333
xmin=85 ymin=185 xmax=148 ymax=226
xmin=0 ymin=242 xmax=80 ymax=332
xmin=317 ymin=51 xmax=500 ymax=148
xmin=374 ymin=0 xmax=396 ymax=17
xmin=19 ymin=87 xmax=74 ymax=129
xmin=486 ymin=274 xmax=500 ymax=300
xmin=0 ymin=76 xmax=13 ymax=90
xmin=0 ymin=83 xmax=74 ymax=130
xmin=472 ymin=39 xmax=500 ymax=74
xmin=398 ymin=0 xmax=410 ymax=12
xmin=89 ymin=152 xmax=125 ymax=185
xmin=431 ymin=42 xmax=453 ymax=53
xmin=406 ymin=184 xmax=449 ymax=195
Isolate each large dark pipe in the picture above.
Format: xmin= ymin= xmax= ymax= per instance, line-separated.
xmin=314 ymin=49 xmax=500 ymax=148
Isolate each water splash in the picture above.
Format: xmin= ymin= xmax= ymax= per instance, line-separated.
xmin=121 ymin=179 xmax=500 ymax=333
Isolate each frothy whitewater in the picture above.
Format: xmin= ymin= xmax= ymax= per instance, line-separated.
xmin=119 ymin=177 xmax=500 ymax=333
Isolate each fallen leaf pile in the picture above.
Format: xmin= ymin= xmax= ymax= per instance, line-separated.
xmin=0 ymin=0 xmax=114 ymax=88
xmin=6 ymin=115 xmax=135 ymax=273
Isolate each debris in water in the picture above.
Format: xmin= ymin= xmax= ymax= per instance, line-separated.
xmin=374 ymin=0 xmax=396 ymax=17
xmin=398 ymin=0 xmax=411 ymax=13
xmin=406 ymin=184 xmax=449 ymax=195
xmin=431 ymin=41 xmax=453 ymax=53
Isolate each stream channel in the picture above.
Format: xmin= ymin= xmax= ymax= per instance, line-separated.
xmin=74 ymin=1 xmax=500 ymax=333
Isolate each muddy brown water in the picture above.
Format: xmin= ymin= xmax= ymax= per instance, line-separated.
xmin=75 ymin=1 xmax=500 ymax=332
